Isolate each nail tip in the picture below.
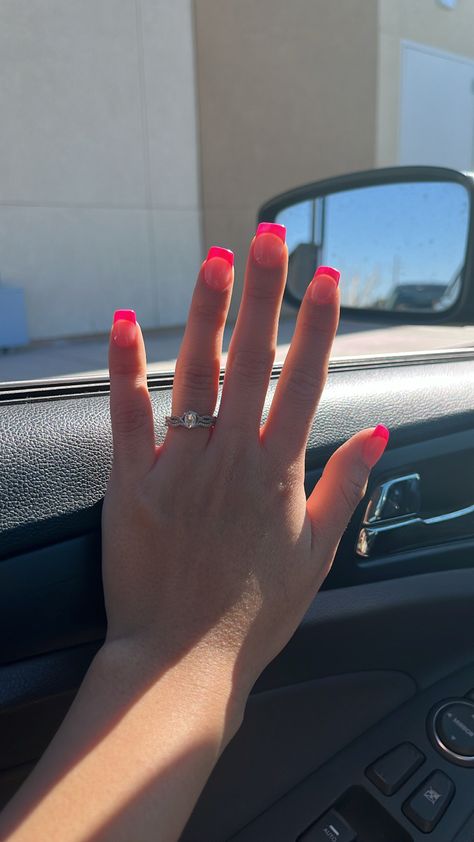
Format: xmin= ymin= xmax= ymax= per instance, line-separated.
xmin=373 ymin=424 xmax=390 ymax=442
xmin=256 ymin=222 xmax=286 ymax=243
xmin=206 ymin=246 xmax=234 ymax=267
xmin=315 ymin=265 xmax=341 ymax=285
xmin=113 ymin=309 xmax=136 ymax=324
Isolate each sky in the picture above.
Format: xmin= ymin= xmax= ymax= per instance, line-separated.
xmin=276 ymin=181 xmax=469 ymax=309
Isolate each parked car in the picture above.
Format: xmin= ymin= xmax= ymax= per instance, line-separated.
xmin=386 ymin=282 xmax=448 ymax=312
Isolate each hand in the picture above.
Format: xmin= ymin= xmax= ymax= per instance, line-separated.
xmin=1 ymin=227 xmax=389 ymax=842
xmin=102 ymin=224 xmax=389 ymax=725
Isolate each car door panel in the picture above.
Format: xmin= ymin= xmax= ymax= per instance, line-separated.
xmin=3 ymin=568 xmax=474 ymax=836
xmin=229 ymin=662 xmax=474 ymax=842
xmin=1 ymin=350 xmax=474 ymax=839
xmin=182 ymin=671 xmax=416 ymax=842
xmin=2 ymin=352 xmax=474 ymax=561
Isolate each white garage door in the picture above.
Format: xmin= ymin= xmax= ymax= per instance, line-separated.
xmin=400 ymin=40 xmax=474 ymax=171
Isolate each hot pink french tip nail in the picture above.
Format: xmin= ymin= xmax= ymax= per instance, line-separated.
xmin=314 ymin=265 xmax=341 ymax=285
xmin=256 ymin=222 xmax=286 ymax=243
xmin=206 ymin=246 xmax=234 ymax=267
xmin=372 ymin=424 xmax=390 ymax=442
xmin=204 ymin=246 xmax=234 ymax=290
xmin=112 ymin=311 xmax=137 ymax=348
xmin=113 ymin=309 xmax=136 ymax=324
xmin=363 ymin=424 xmax=390 ymax=468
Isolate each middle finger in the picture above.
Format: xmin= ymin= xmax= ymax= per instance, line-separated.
xmin=217 ymin=223 xmax=288 ymax=436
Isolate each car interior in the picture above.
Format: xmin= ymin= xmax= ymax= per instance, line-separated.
xmin=2 ymin=163 xmax=474 ymax=841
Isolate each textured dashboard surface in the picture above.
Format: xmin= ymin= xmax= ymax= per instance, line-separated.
xmin=1 ymin=356 xmax=474 ymax=559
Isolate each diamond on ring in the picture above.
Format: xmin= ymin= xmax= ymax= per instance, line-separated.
xmin=165 ymin=410 xmax=217 ymax=429
xmin=184 ymin=411 xmax=198 ymax=428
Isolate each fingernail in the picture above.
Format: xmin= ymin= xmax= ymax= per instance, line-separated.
xmin=309 ymin=266 xmax=341 ymax=304
xmin=204 ymin=246 xmax=234 ymax=290
xmin=113 ymin=309 xmax=136 ymax=324
xmin=363 ymin=424 xmax=390 ymax=468
xmin=315 ymin=265 xmax=341 ymax=285
xmin=254 ymin=222 xmax=286 ymax=268
xmin=256 ymin=222 xmax=286 ymax=242
xmin=112 ymin=309 xmax=137 ymax=348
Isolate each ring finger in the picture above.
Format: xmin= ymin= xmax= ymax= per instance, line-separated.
xmin=167 ymin=246 xmax=234 ymax=447
xmin=262 ymin=266 xmax=340 ymax=466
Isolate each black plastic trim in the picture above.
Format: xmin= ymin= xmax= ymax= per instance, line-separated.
xmin=1 ymin=346 xmax=474 ymax=405
xmin=2 ymin=356 xmax=474 ymax=561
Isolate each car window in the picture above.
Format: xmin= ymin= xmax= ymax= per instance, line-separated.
xmin=1 ymin=0 xmax=474 ymax=385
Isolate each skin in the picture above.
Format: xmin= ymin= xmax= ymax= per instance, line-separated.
xmin=0 ymin=232 xmax=388 ymax=842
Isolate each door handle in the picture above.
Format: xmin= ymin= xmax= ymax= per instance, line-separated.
xmin=356 ymin=473 xmax=474 ymax=558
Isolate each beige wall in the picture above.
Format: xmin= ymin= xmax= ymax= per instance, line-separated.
xmin=193 ymin=0 xmax=379 ymax=315
xmin=0 ymin=0 xmax=202 ymax=340
xmin=376 ymin=0 xmax=474 ymax=166
xmin=0 ymin=0 xmax=384 ymax=340
xmin=5 ymin=0 xmax=474 ymax=342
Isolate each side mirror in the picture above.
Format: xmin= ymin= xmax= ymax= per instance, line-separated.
xmin=258 ymin=166 xmax=474 ymax=324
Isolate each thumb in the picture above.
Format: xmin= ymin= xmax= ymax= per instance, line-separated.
xmin=307 ymin=425 xmax=389 ymax=560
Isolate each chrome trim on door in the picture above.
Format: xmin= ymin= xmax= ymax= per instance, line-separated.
xmin=357 ymin=502 xmax=474 ymax=558
xmin=363 ymin=473 xmax=421 ymax=524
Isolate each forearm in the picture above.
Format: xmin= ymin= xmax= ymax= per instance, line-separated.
xmin=0 ymin=642 xmax=244 ymax=842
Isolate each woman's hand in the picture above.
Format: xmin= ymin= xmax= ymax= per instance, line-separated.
xmin=1 ymin=226 xmax=389 ymax=842
xmin=103 ymin=224 xmax=389 ymax=723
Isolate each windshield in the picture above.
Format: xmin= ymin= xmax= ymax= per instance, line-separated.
xmin=1 ymin=1 xmax=474 ymax=384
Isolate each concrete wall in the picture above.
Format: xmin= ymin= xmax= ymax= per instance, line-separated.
xmin=376 ymin=0 xmax=474 ymax=166
xmin=0 ymin=0 xmax=202 ymax=340
xmin=193 ymin=0 xmax=379 ymax=315
xmin=4 ymin=0 xmax=474 ymax=342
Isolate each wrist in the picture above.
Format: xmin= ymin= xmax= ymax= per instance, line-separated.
xmin=95 ymin=636 xmax=247 ymax=747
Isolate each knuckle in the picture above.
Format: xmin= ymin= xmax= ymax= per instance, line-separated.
xmin=339 ymin=468 xmax=367 ymax=514
xmin=298 ymin=310 xmax=335 ymax=342
xmin=178 ymin=359 xmax=217 ymax=397
xmin=230 ymin=347 xmax=274 ymax=387
xmin=111 ymin=359 xmax=141 ymax=378
xmin=246 ymin=276 xmax=281 ymax=303
xmin=285 ymin=365 xmax=325 ymax=405
xmin=299 ymin=307 xmax=336 ymax=338
xmin=194 ymin=297 xmax=225 ymax=326
xmin=113 ymin=403 xmax=150 ymax=437
xmin=273 ymin=470 xmax=301 ymax=506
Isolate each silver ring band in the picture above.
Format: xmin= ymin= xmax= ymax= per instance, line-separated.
xmin=165 ymin=410 xmax=217 ymax=429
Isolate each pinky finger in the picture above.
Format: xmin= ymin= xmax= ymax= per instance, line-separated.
xmin=307 ymin=425 xmax=389 ymax=563
xmin=109 ymin=310 xmax=156 ymax=478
